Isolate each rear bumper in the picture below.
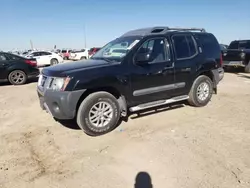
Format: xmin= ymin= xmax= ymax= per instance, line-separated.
xmin=28 ymin=69 xmax=40 ymax=79
xmin=37 ymin=88 xmax=86 ymax=120
xmin=223 ymin=60 xmax=245 ymax=67
xmin=218 ymin=67 xmax=224 ymax=81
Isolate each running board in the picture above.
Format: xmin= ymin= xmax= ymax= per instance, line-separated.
xmin=129 ymin=95 xmax=189 ymax=112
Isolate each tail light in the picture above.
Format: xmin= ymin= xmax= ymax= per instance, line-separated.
xmin=25 ymin=59 xmax=37 ymax=67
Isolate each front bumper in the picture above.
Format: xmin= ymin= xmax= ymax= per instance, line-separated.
xmin=37 ymin=88 xmax=86 ymax=120
xmin=223 ymin=60 xmax=245 ymax=67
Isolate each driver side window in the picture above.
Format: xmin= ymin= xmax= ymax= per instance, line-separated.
xmin=137 ymin=38 xmax=170 ymax=63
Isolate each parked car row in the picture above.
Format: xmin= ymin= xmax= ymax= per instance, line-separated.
xmin=25 ymin=51 xmax=64 ymax=67
xmin=0 ymin=52 xmax=39 ymax=85
xmin=221 ymin=40 xmax=250 ymax=73
xmin=54 ymin=48 xmax=101 ymax=60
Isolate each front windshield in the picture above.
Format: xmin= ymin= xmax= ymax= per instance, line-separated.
xmin=92 ymin=36 xmax=141 ymax=62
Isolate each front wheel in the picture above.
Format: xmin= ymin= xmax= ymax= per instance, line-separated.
xmin=188 ymin=75 xmax=213 ymax=107
xmin=77 ymin=92 xmax=120 ymax=136
xmin=50 ymin=58 xmax=58 ymax=66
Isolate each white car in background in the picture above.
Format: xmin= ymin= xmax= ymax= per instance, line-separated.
xmin=26 ymin=51 xmax=63 ymax=67
xmin=69 ymin=49 xmax=89 ymax=61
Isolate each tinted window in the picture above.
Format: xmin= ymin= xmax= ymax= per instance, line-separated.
xmin=72 ymin=49 xmax=85 ymax=53
xmin=197 ymin=34 xmax=220 ymax=58
xmin=6 ymin=53 xmax=22 ymax=60
xmin=228 ymin=41 xmax=239 ymax=49
xmin=239 ymin=41 xmax=250 ymax=49
xmin=137 ymin=38 xmax=170 ymax=63
xmin=32 ymin=52 xmax=40 ymax=57
xmin=186 ymin=35 xmax=197 ymax=56
xmin=220 ymin=44 xmax=227 ymax=50
xmin=0 ymin=54 xmax=8 ymax=61
xmin=172 ymin=35 xmax=197 ymax=59
xmin=40 ymin=52 xmax=51 ymax=56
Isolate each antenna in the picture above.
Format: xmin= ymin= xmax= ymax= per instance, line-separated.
xmin=30 ymin=40 xmax=34 ymax=50
xmin=84 ymin=24 xmax=87 ymax=48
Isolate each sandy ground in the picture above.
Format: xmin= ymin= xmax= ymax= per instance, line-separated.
xmin=0 ymin=71 xmax=250 ymax=188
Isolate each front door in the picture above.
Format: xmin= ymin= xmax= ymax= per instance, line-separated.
xmin=129 ymin=37 xmax=175 ymax=106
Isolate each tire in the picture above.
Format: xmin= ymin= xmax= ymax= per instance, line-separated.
xmin=77 ymin=92 xmax=120 ymax=136
xmin=188 ymin=75 xmax=213 ymax=107
xmin=80 ymin=56 xmax=86 ymax=60
xmin=8 ymin=70 xmax=27 ymax=85
xmin=50 ymin=58 xmax=58 ymax=66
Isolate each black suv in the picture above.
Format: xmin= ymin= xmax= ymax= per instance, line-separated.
xmin=37 ymin=27 xmax=224 ymax=136
xmin=222 ymin=40 xmax=250 ymax=73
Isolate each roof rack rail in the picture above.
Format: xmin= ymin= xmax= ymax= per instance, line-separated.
xmin=165 ymin=27 xmax=206 ymax=32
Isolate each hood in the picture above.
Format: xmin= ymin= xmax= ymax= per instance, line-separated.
xmin=42 ymin=59 xmax=109 ymax=77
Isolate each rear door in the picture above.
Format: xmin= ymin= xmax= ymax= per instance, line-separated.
xmin=0 ymin=53 xmax=10 ymax=79
xmin=29 ymin=52 xmax=44 ymax=66
xmin=171 ymin=34 xmax=201 ymax=96
xmin=39 ymin=52 xmax=52 ymax=65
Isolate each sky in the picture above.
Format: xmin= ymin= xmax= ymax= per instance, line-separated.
xmin=1 ymin=0 xmax=250 ymax=51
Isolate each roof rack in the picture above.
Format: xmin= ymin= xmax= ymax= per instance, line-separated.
xmin=165 ymin=27 xmax=206 ymax=32
xmin=121 ymin=26 xmax=206 ymax=37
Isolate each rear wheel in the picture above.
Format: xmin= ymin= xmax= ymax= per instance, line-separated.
xmin=188 ymin=75 xmax=213 ymax=107
xmin=50 ymin=58 xmax=58 ymax=66
xmin=8 ymin=70 xmax=27 ymax=85
xmin=77 ymin=92 xmax=120 ymax=136
xmin=80 ymin=56 xmax=86 ymax=60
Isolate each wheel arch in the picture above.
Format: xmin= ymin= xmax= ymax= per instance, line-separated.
xmin=197 ymin=70 xmax=217 ymax=93
xmin=75 ymin=86 xmax=127 ymax=118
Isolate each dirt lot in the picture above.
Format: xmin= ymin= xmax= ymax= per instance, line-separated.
xmin=0 ymin=71 xmax=250 ymax=188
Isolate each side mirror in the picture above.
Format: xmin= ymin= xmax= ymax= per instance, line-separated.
xmin=135 ymin=53 xmax=150 ymax=64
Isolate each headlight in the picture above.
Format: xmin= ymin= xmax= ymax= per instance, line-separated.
xmin=50 ymin=77 xmax=71 ymax=91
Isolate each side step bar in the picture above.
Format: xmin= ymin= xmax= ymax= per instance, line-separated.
xmin=129 ymin=95 xmax=189 ymax=112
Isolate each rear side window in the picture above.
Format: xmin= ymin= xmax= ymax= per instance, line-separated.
xmin=239 ymin=41 xmax=250 ymax=49
xmin=6 ymin=53 xmax=22 ymax=60
xmin=172 ymin=35 xmax=197 ymax=59
xmin=32 ymin=52 xmax=40 ymax=57
xmin=0 ymin=54 xmax=8 ymax=61
xmin=197 ymin=34 xmax=220 ymax=57
xmin=40 ymin=52 xmax=51 ymax=56
xmin=228 ymin=41 xmax=239 ymax=49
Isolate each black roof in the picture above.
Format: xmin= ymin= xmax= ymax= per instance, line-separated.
xmin=121 ymin=27 xmax=206 ymax=37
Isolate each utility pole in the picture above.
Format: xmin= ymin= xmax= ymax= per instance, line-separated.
xmin=30 ymin=40 xmax=34 ymax=50
xmin=84 ymin=24 xmax=87 ymax=48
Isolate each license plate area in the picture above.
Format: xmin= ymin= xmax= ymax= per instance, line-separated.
xmin=228 ymin=61 xmax=243 ymax=65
